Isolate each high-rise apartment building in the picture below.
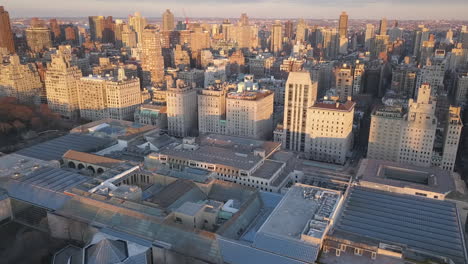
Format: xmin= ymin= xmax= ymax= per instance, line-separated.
xmin=364 ymin=24 xmax=375 ymax=50
xmin=121 ymin=24 xmax=137 ymax=48
xmin=413 ymin=25 xmax=430 ymax=57
xmin=173 ymin=44 xmax=190 ymax=69
xmin=368 ymin=84 xmax=461 ymax=171
xmin=89 ymin=16 xmax=105 ymax=42
xmin=45 ymin=51 xmax=82 ymax=119
xmin=141 ymin=26 xmax=165 ymax=86
xmin=295 ymin=19 xmax=308 ymax=43
xmin=270 ymin=20 xmax=283 ymax=54
xmin=455 ymin=73 xmax=468 ymax=106
xmin=25 ymin=24 xmax=52 ymax=53
xmin=129 ymin=12 xmax=147 ymax=44
xmin=0 ymin=6 xmax=14 ymax=54
xmin=352 ymin=61 xmax=365 ymax=95
xmin=162 ymin=9 xmax=175 ymax=31
xmin=282 ymin=72 xmax=318 ymax=151
xmin=284 ymin=20 xmax=293 ymax=40
xmin=198 ymin=86 xmax=227 ymax=135
xmin=335 ymin=64 xmax=354 ymax=100
xmin=166 ymin=80 xmax=198 ymax=137
xmin=305 ymin=98 xmax=355 ymax=164
xmin=321 ymin=28 xmax=339 ymax=59
xmin=338 ymin=11 xmax=348 ymax=38
xmin=49 ymin=18 xmax=62 ymax=43
xmin=370 ymin=34 xmax=389 ymax=59
xmin=391 ymin=64 xmax=418 ymax=97
xmin=226 ymin=89 xmax=274 ymax=140
xmin=378 ymin=17 xmax=388 ymax=35
xmin=416 ymin=57 xmax=446 ymax=93
xmin=78 ymin=69 xmax=141 ymax=121
xmin=0 ymin=55 xmax=43 ymax=104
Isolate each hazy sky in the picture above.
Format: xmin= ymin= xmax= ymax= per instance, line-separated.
xmin=1 ymin=0 xmax=467 ymax=20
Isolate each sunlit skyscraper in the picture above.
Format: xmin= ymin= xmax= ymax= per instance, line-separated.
xmin=162 ymin=9 xmax=175 ymax=31
xmin=338 ymin=11 xmax=348 ymax=38
xmin=0 ymin=6 xmax=15 ymax=53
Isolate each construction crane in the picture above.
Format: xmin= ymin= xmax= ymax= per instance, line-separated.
xmin=182 ymin=8 xmax=189 ymax=25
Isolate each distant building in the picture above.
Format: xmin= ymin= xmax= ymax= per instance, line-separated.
xmin=141 ymin=26 xmax=165 ymax=86
xmin=26 ymin=24 xmax=52 ymax=52
xmin=162 ymin=9 xmax=175 ymax=31
xmin=455 ymin=73 xmax=468 ymax=106
xmin=270 ymin=20 xmax=283 ymax=54
xmin=335 ymin=63 xmax=353 ymax=100
xmin=0 ymin=55 xmax=43 ymax=104
xmin=0 ymin=6 xmax=15 ymax=54
xmin=338 ymin=11 xmax=348 ymax=38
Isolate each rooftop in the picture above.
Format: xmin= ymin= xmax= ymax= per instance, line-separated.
xmin=332 ymin=187 xmax=467 ymax=264
xmin=311 ymin=100 xmax=355 ymax=112
xmin=63 ymin=150 xmax=124 ymax=168
xmin=357 ymin=159 xmax=455 ymax=195
xmin=0 ymin=153 xmax=58 ymax=178
xmin=16 ymin=134 xmax=115 ymax=161
xmin=71 ymin=119 xmax=157 ymax=141
xmin=251 ymin=160 xmax=284 ymax=180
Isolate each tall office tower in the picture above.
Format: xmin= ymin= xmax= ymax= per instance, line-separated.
xmin=0 ymin=55 xmax=43 ymax=104
xmin=455 ymin=73 xmax=468 ymax=105
xmin=364 ymin=24 xmax=375 ymax=50
xmin=293 ymin=19 xmax=306 ymax=44
xmin=270 ymin=20 xmax=283 ymax=54
xmin=162 ymin=9 xmax=175 ymax=31
xmin=198 ymin=86 xmax=227 ymax=135
xmin=440 ymin=106 xmax=463 ymax=171
xmin=226 ymin=89 xmax=274 ymax=140
xmin=190 ymin=27 xmax=211 ymax=52
xmin=413 ymin=25 xmax=430 ymax=57
xmin=335 ymin=63 xmax=354 ymax=100
xmin=129 ymin=12 xmax=147 ymax=44
xmin=284 ymin=20 xmax=293 ymax=40
xmin=49 ymin=18 xmax=62 ymax=43
xmin=305 ymin=98 xmax=355 ymax=164
xmin=282 ymin=72 xmax=318 ymax=151
xmin=378 ymin=17 xmax=388 ymax=35
xmin=89 ymin=16 xmax=105 ymax=42
xmin=121 ymin=24 xmax=137 ymax=48
xmin=321 ymin=28 xmax=339 ymax=59
xmin=338 ymin=11 xmax=348 ymax=38
xmin=352 ymin=61 xmax=365 ymax=95
xmin=370 ymin=34 xmax=389 ymax=59
xmin=173 ymin=44 xmax=190 ymax=69
xmin=166 ymin=80 xmax=198 ymax=137
xmin=78 ymin=69 xmax=141 ymax=121
xmin=141 ymin=26 xmax=165 ymax=86
xmin=45 ymin=51 xmax=82 ymax=120
xmin=0 ymin=6 xmax=15 ymax=53
xmin=64 ymin=26 xmax=78 ymax=44
xmin=114 ymin=20 xmax=124 ymax=48
xmin=221 ymin=20 xmax=233 ymax=41
xmin=391 ymin=64 xmax=418 ymax=97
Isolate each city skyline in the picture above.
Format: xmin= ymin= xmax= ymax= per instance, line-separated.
xmin=2 ymin=0 xmax=468 ymax=20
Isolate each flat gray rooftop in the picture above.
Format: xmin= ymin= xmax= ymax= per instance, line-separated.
xmin=16 ymin=134 xmax=115 ymax=161
xmin=257 ymin=184 xmax=341 ymax=240
xmin=160 ymin=145 xmax=262 ymax=171
xmin=334 ymin=187 xmax=467 ymax=264
xmin=252 ymin=160 xmax=284 ymax=180
xmin=357 ymin=159 xmax=455 ymax=195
